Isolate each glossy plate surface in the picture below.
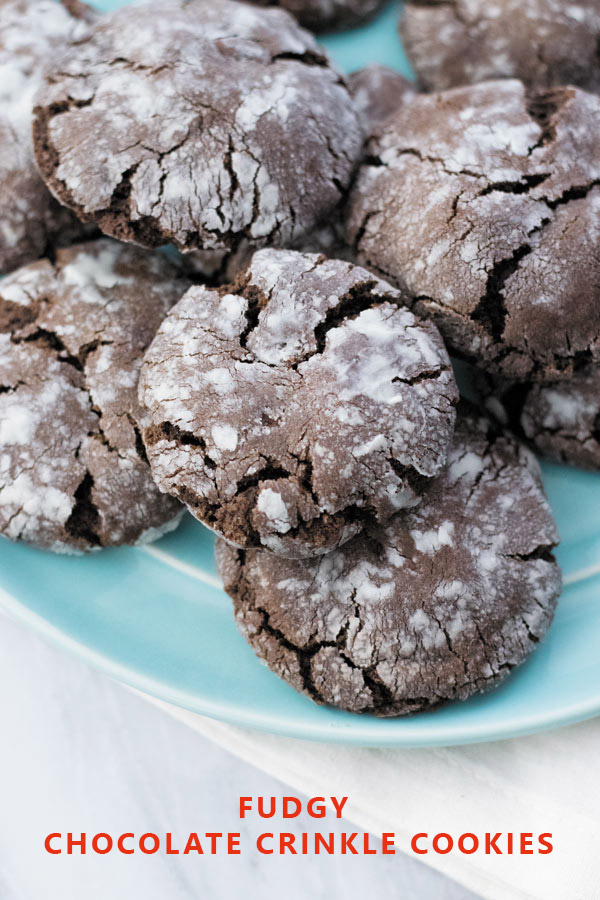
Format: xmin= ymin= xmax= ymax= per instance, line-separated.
xmin=1 ymin=0 xmax=599 ymax=746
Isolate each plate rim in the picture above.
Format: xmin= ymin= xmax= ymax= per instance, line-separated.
xmin=3 ymin=0 xmax=600 ymax=749
xmin=2 ymin=576 xmax=600 ymax=748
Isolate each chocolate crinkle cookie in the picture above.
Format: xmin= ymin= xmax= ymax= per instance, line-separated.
xmin=182 ymin=64 xmax=416 ymax=280
xmin=32 ymin=0 xmax=362 ymax=257
xmin=0 ymin=0 xmax=96 ymax=274
xmin=0 ymin=240 xmax=189 ymax=553
xmin=217 ymin=408 xmax=562 ymax=716
xmin=294 ymin=67 xmax=417 ymax=263
xmin=477 ymin=367 xmax=600 ymax=471
xmin=139 ymin=249 xmax=458 ymax=559
xmin=400 ymin=0 xmax=600 ymax=94
xmin=347 ymin=79 xmax=600 ymax=381
xmin=347 ymin=65 xmax=416 ymax=132
xmin=245 ymin=0 xmax=386 ymax=32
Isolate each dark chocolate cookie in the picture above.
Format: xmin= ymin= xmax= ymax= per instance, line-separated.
xmin=347 ymin=80 xmax=600 ymax=381
xmin=246 ymin=0 xmax=386 ymax=32
xmin=0 ymin=240 xmax=189 ymax=552
xmin=33 ymin=0 xmax=362 ymax=258
xmin=400 ymin=0 xmax=600 ymax=94
xmin=293 ymin=67 xmax=417 ymax=263
xmin=0 ymin=0 xmax=96 ymax=274
xmin=178 ymin=64 xmax=414 ymax=280
xmin=139 ymin=249 xmax=458 ymax=558
xmin=217 ymin=408 xmax=561 ymax=716
xmin=477 ymin=367 xmax=600 ymax=471
xmin=347 ymin=64 xmax=416 ymax=131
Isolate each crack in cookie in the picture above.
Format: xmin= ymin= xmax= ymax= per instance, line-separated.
xmin=475 ymin=365 xmax=600 ymax=471
xmin=0 ymin=0 xmax=97 ymax=274
xmin=217 ymin=407 xmax=562 ymax=716
xmin=346 ymin=80 xmax=600 ymax=380
xmin=32 ymin=0 xmax=362 ymax=257
xmin=0 ymin=239 xmax=189 ymax=552
xmin=139 ymin=249 xmax=458 ymax=558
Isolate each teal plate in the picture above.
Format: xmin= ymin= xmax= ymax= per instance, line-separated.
xmin=1 ymin=0 xmax=599 ymax=747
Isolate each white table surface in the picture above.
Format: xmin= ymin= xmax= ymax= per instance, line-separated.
xmin=0 ymin=612 xmax=480 ymax=900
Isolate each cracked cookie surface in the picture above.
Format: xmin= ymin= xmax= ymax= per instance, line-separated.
xmin=0 ymin=0 xmax=96 ymax=274
xmin=139 ymin=249 xmax=458 ymax=558
xmin=478 ymin=367 xmax=600 ymax=471
xmin=32 ymin=0 xmax=362 ymax=257
xmin=174 ymin=64 xmax=414 ymax=282
xmin=292 ymin=67 xmax=417 ymax=266
xmin=400 ymin=0 xmax=600 ymax=94
xmin=217 ymin=408 xmax=561 ymax=716
xmin=0 ymin=239 xmax=189 ymax=552
xmin=245 ymin=0 xmax=386 ymax=32
xmin=346 ymin=79 xmax=600 ymax=381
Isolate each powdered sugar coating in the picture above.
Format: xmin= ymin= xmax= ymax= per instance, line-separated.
xmin=290 ymin=67 xmax=417 ymax=266
xmin=139 ymin=249 xmax=458 ymax=558
xmin=347 ymin=80 xmax=600 ymax=380
xmin=401 ymin=0 xmax=600 ymax=93
xmin=296 ymin=68 xmax=416 ymax=260
xmin=33 ymin=0 xmax=362 ymax=257
xmin=217 ymin=408 xmax=561 ymax=716
xmin=0 ymin=0 xmax=96 ymax=274
xmin=181 ymin=65 xmax=415 ymax=280
xmin=478 ymin=366 xmax=600 ymax=471
xmin=246 ymin=0 xmax=386 ymax=32
xmin=0 ymin=240 xmax=189 ymax=552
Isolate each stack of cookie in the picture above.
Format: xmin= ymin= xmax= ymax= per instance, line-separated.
xmin=2 ymin=0 xmax=579 ymax=717
xmin=396 ymin=0 xmax=600 ymax=472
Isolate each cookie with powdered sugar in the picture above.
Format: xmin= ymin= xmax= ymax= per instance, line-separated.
xmin=217 ymin=407 xmax=561 ymax=716
xmin=0 ymin=240 xmax=189 ymax=553
xmin=291 ymin=68 xmax=417 ymax=266
xmin=139 ymin=249 xmax=458 ymax=559
xmin=177 ymin=64 xmax=414 ymax=281
xmin=400 ymin=0 xmax=600 ymax=94
xmin=347 ymin=65 xmax=416 ymax=131
xmin=477 ymin=367 xmax=600 ymax=471
xmin=0 ymin=0 xmax=96 ymax=274
xmin=32 ymin=0 xmax=362 ymax=258
xmin=246 ymin=0 xmax=386 ymax=32
xmin=347 ymin=80 xmax=600 ymax=381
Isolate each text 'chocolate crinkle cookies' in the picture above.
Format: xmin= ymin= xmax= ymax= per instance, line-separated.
xmin=246 ymin=0 xmax=386 ymax=32
xmin=0 ymin=0 xmax=96 ymax=274
xmin=32 ymin=0 xmax=363 ymax=257
xmin=0 ymin=240 xmax=189 ymax=553
xmin=478 ymin=367 xmax=600 ymax=471
xmin=400 ymin=0 xmax=600 ymax=94
xmin=217 ymin=409 xmax=562 ymax=716
xmin=139 ymin=250 xmax=458 ymax=558
xmin=347 ymin=79 xmax=600 ymax=381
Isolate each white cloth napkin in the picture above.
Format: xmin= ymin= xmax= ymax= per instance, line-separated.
xmin=146 ymin=698 xmax=600 ymax=900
